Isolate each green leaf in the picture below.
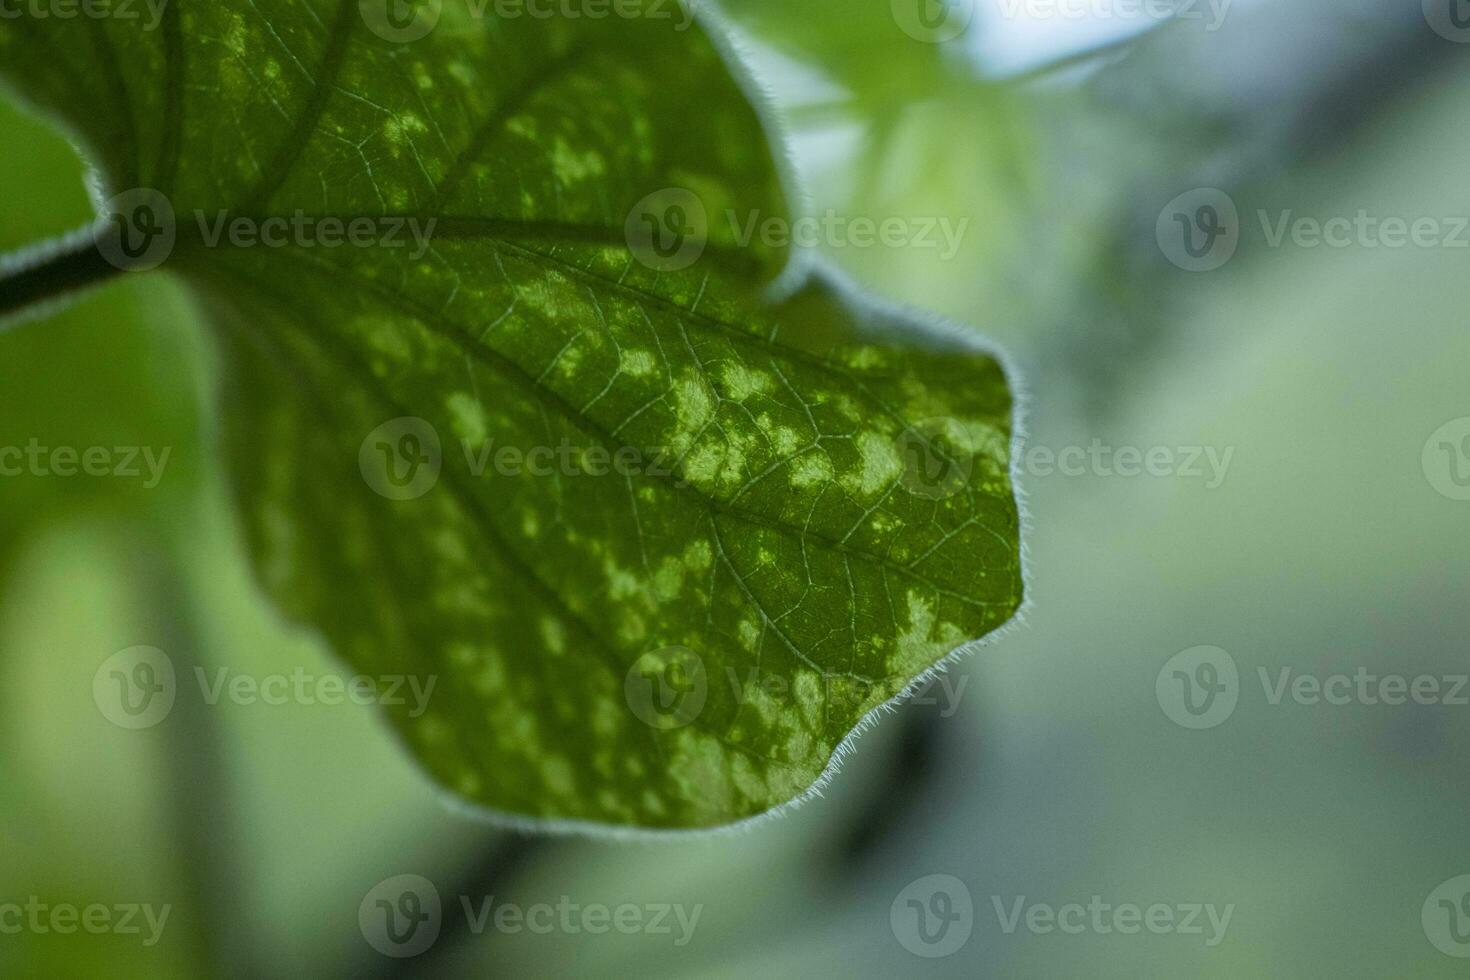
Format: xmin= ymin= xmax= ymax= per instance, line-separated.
xmin=0 ymin=1 xmax=1023 ymax=829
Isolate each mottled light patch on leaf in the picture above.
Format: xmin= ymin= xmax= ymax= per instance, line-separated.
xmin=446 ymin=392 xmax=488 ymax=445
xmin=619 ymin=349 xmax=657 ymax=378
xmin=845 ymin=431 xmax=905 ymax=498
xmin=790 ymin=452 xmax=834 ymax=489
xmin=0 ymin=0 xmax=1022 ymax=830
xmin=719 ymin=363 xmax=774 ymax=401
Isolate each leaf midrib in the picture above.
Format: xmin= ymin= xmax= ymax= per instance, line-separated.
xmin=210 ymin=261 xmax=809 ymax=773
xmin=170 ymin=224 xmax=989 ymax=470
xmin=209 ymin=244 xmax=1018 ymax=617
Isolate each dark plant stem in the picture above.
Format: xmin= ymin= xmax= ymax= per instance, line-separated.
xmin=0 ymin=230 xmax=125 ymax=323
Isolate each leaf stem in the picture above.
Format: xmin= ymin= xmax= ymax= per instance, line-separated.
xmin=0 ymin=229 xmax=125 ymax=324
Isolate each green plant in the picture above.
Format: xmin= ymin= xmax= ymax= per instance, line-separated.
xmin=0 ymin=0 xmax=1022 ymax=831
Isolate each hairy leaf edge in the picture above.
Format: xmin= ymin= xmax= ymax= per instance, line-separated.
xmin=414 ymin=4 xmax=1036 ymax=837
xmin=0 ymin=0 xmax=1035 ymax=838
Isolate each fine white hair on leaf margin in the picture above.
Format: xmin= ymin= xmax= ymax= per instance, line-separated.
xmin=0 ymin=1 xmax=1034 ymax=841
xmin=427 ymin=0 xmax=1035 ymax=842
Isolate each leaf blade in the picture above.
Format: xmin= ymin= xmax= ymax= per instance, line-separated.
xmin=0 ymin=0 xmax=1023 ymax=829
